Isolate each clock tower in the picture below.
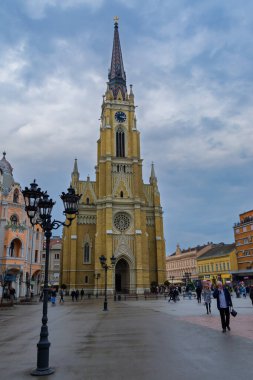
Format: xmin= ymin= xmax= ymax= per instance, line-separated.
xmin=61 ymin=18 xmax=166 ymax=294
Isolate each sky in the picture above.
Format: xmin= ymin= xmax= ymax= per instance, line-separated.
xmin=1 ymin=0 xmax=253 ymax=254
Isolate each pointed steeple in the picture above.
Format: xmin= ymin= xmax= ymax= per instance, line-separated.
xmin=149 ymin=162 xmax=157 ymax=184
xmin=71 ymin=158 xmax=79 ymax=184
xmin=108 ymin=16 xmax=127 ymax=100
xmin=72 ymin=158 xmax=79 ymax=175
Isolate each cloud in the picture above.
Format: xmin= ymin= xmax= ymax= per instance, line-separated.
xmin=22 ymin=0 xmax=104 ymax=19
xmin=0 ymin=42 xmax=29 ymax=85
xmin=2 ymin=1 xmax=253 ymax=252
xmin=0 ymin=36 xmax=105 ymax=180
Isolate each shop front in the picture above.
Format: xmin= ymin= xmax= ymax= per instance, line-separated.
xmin=231 ymin=270 xmax=253 ymax=285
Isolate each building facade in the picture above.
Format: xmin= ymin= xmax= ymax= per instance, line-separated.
xmin=197 ymin=243 xmax=237 ymax=283
xmin=233 ymin=210 xmax=253 ymax=284
xmin=166 ymin=243 xmax=214 ymax=283
xmin=61 ymin=19 xmax=166 ymax=294
xmin=0 ymin=152 xmax=43 ymax=298
xmin=41 ymin=236 xmax=62 ymax=289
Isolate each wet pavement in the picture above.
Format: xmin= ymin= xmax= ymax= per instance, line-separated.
xmin=0 ymin=295 xmax=252 ymax=380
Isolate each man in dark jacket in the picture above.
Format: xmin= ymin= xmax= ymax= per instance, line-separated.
xmin=196 ymin=285 xmax=202 ymax=303
xmin=213 ymin=281 xmax=233 ymax=333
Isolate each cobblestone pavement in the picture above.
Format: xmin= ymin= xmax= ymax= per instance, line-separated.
xmin=0 ymin=295 xmax=252 ymax=380
xmin=135 ymin=294 xmax=253 ymax=339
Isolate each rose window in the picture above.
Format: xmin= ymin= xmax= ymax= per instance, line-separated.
xmin=114 ymin=212 xmax=130 ymax=232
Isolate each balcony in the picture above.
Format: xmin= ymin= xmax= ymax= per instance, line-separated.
xmin=234 ymin=216 xmax=253 ymax=227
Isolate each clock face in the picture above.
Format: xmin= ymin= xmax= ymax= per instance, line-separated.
xmin=115 ymin=111 xmax=126 ymax=123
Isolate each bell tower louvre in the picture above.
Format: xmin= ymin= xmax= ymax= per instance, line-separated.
xmin=61 ymin=18 xmax=166 ymax=294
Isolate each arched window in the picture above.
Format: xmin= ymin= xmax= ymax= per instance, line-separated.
xmin=86 ymin=198 xmax=90 ymax=205
xmin=10 ymin=215 xmax=18 ymax=225
xmin=116 ymin=127 xmax=125 ymax=157
xmin=120 ymin=191 xmax=123 ymax=198
xmin=84 ymin=243 xmax=90 ymax=263
xmin=9 ymin=241 xmax=14 ymax=257
xmin=9 ymin=239 xmax=21 ymax=257
xmin=13 ymin=189 xmax=19 ymax=203
xmin=85 ymin=275 xmax=89 ymax=284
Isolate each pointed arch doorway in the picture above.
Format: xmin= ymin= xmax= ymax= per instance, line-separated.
xmin=115 ymin=258 xmax=130 ymax=294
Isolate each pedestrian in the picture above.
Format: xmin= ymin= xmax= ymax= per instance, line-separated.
xmin=59 ymin=289 xmax=64 ymax=304
xmin=9 ymin=287 xmax=16 ymax=304
xmin=235 ymin=285 xmax=240 ymax=298
xmin=71 ymin=289 xmax=76 ymax=302
xmin=168 ymin=286 xmax=175 ymax=302
xmin=202 ymin=283 xmax=212 ymax=314
xmin=80 ymin=288 xmax=84 ymax=300
xmin=75 ymin=289 xmax=79 ymax=301
xmin=51 ymin=288 xmax=57 ymax=306
xmin=249 ymin=285 xmax=253 ymax=306
xmin=213 ymin=281 xmax=233 ymax=333
xmin=196 ymin=285 xmax=202 ymax=304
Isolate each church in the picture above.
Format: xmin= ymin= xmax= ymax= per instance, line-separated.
xmin=61 ymin=18 xmax=166 ymax=295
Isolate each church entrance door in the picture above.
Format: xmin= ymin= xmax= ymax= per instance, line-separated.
xmin=115 ymin=259 xmax=130 ymax=294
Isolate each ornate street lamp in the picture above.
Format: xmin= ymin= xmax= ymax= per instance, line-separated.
xmin=22 ymin=180 xmax=81 ymax=376
xmin=99 ymin=255 xmax=116 ymax=311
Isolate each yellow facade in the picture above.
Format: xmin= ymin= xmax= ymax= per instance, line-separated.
xmin=197 ymin=244 xmax=238 ymax=283
xmin=61 ymin=20 xmax=166 ymax=294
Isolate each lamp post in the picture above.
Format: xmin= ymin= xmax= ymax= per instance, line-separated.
xmin=94 ymin=273 xmax=100 ymax=298
xmin=26 ymin=225 xmax=34 ymax=299
xmin=22 ymin=180 xmax=81 ymax=376
xmin=99 ymin=255 xmax=116 ymax=311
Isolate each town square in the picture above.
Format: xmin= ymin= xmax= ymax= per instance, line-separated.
xmin=0 ymin=295 xmax=253 ymax=379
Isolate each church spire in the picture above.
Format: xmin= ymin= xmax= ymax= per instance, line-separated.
xmin=108 ymin=16 xmax=127 ymax=100
xmin=149 ymin=162 xmax=157 ymax=184
xmin=71 ymin=158 xmax=79 ymax=184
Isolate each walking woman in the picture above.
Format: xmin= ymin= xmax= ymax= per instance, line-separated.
xmin=202 ymin=283 xmax=212 ymax=314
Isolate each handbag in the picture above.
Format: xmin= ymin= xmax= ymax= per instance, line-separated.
xmin=230 ymin=308 xmax=237 ymax=317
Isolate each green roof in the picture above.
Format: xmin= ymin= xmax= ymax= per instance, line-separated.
xmin=197 ymin=243 xmax=235 ymax=260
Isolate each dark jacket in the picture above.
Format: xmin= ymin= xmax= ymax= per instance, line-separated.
xmin=213 ymin=287 xmax=232 ymax=310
